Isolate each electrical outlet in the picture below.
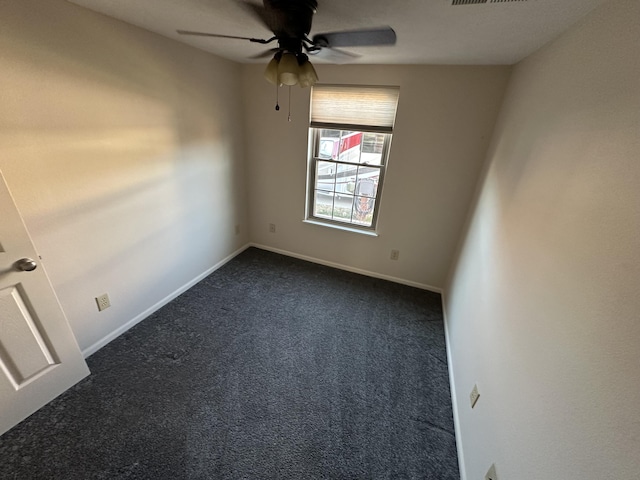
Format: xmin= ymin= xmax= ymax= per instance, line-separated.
xmin=269 ymin=223 xmax=276 ymax=233
xmin=470 ymin=384 xmax=480 ymax=408
xmin=485 ymin=463 xmax=498 ymax=480
xmin=96 ymin=293 xmax=110 ymax=312
xmin=235 ymin=224 xmax=240 ymax=235
xmin=390 ymin=249 xmax=400 ymax=260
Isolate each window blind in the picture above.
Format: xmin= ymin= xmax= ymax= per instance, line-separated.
xmin=310 ymin=84 xmax=400 ymax=133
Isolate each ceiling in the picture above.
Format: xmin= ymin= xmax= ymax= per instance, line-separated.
xmin=67 ymin=0 xmax=607 ymax=65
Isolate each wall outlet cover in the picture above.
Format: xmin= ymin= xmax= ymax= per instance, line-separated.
xmin=485 ymin=463 xmax=498 ymax=480
xmin=96 ymin=293 xmax=110 ymax=312
xmin=470 ymin=383 xmax=480 ymax=408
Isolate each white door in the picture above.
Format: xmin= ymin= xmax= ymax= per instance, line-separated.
xmin=0 ymin=171 xmax=89 ymax=435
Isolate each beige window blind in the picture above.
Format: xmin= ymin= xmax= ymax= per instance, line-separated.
xmin=310 ymin=84 xmax=400 ymax=133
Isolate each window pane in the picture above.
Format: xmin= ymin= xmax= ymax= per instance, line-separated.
xmin=352 ymin=194 xmax=375 ymax=227
xmin=335 ymin=162 xmax=356 ymax=197
xmin=318 ymin=129 xmax=340 ymax=159
xmin=313 ymin=190 xmax=334 ymax=219
xmin=331 ymin=195 xmax=355 ymax=223
xmin=355 ymin=166 xmax=380 ymax=199
xmin=351 ymin=165 xmax=378 ymax=227
xmin=315 ymin=161 xmax=336 ymax=193
xmin=338 ymin=131 xmax=362 ymax=163
xmin=317 ymin=129 xmax=386 ymax=165
xmin=361 ymin=133 xmax=385 ymax=165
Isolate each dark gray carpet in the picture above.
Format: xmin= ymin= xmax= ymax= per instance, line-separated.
xmin=0 ymin=247 xmax=459 ymax=479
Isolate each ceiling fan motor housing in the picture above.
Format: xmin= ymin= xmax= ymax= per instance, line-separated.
xmin=265 ymin=0 xmax=318 ymax=38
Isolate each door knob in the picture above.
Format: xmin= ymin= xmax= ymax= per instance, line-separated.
xmin=16 ymin=258 xmax=38 ymax=272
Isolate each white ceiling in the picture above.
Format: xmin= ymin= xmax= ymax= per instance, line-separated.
xmin=67 ymin=0 xmax=607 ymax=65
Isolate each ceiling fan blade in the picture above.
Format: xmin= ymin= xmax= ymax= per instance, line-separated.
xmin=309 ymin=47 xmax=360 ymax=64
xmin=312 ymin=27 xmax=396 ymax=48
xmin=176 ymin=30 xmax=274 ymax=44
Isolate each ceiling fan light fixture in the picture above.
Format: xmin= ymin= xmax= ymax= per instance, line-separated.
xmin=277 ymin=53 xmax=300 ymax=86
xmin=264 ymin=56 xmax=280 ymax=85
xmin=298 ymin=59 xmax=318 ymax=88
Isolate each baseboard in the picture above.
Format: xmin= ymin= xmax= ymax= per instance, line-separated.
xmin=82 ymin=243 xmax=251 ymax=358
xmin=249 ymin=243 xmax=442 ymax=293
xmin=83 ymin=241 xmax=441 ymax=354
xmin=441 ymin=291 xmax=467 ymax=480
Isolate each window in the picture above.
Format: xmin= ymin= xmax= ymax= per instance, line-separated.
xmin=306 ymin=85 xmax=400 ymax=232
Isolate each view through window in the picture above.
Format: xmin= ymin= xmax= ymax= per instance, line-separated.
xmin=311 ymin=129 xmax=388 ymax=227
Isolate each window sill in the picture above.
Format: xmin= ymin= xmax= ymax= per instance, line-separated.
xmin=303 ymin=219 xmax=379 ymax=237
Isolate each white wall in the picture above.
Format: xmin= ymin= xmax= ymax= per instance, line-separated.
xmin=242 ymin=64 xmax=510 ymax=290
xmin=444 ymin=0 xmax=640 ymax=478
xmin=0 ymin=0 xmax=248 ymax=354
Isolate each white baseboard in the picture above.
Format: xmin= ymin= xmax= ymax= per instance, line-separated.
xmin=441 ymin=291 xmax=467 ymax=480
xmin=83 ymin=242 xmax=442 ymax=357
xmin=249 ymin=243 xmax=442 ymax=293
xmin=82 ymin=243 xmax=251 ymax=358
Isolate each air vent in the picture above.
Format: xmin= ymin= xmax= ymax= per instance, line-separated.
xmin=452 ymin=0 xmax=527 ymax=4
xmin=452 ymin=0 xmax=487 ymax=5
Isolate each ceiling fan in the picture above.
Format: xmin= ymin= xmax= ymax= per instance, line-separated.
xmin=177 ymin=0 xmax=396 ymax=88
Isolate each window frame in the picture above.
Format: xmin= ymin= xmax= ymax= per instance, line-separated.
xmin=305 ymin=127 xmax=393 ymax=233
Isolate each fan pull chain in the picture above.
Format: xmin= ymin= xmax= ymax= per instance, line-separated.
xmin=288 ymin=86 xmax=292 ymax=122
xmin=275 ymin=84 xmax=280 ymax=111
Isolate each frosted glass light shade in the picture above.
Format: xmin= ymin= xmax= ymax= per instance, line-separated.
xmin=298 ymin=60 xmax=318 ymax=88
xmin=278 ymin=53 xmax=300 ymax=86
xmin=264 ymin=57 xmax=280 ymax=85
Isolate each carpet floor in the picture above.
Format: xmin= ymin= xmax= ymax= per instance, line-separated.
xmin=0 ymin=247 xmax=459 ymax=479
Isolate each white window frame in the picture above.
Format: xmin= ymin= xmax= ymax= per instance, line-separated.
xmin=306 ymin=129 xmax=392 ymax=232
xmin=304 ymin=85 xmax=399 ymax=234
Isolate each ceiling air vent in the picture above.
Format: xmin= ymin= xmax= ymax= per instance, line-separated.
xmin=452 ymin=0 xmax=487 ymax=5
xmin=452 ymin=0 xmax=527 ymax=4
